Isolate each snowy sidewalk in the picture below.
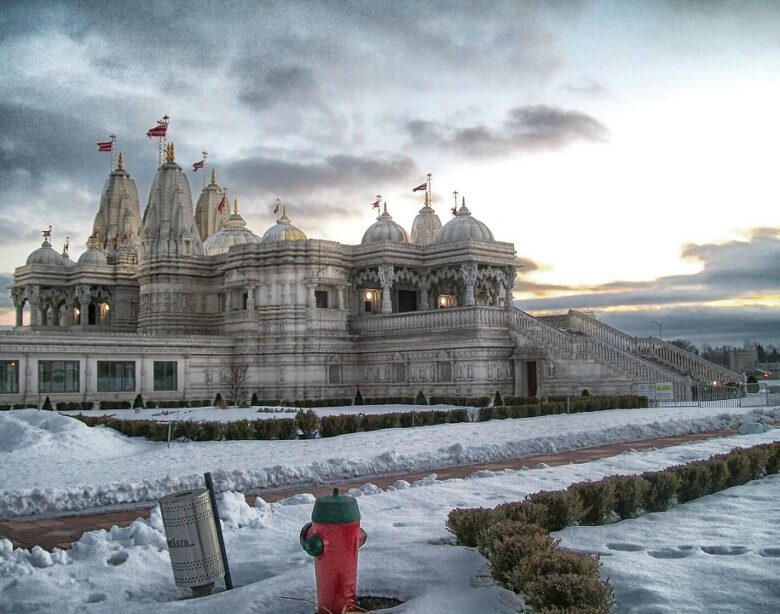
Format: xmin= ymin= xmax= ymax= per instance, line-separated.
xmin=0 ymin=428 xmax=736 ymax=550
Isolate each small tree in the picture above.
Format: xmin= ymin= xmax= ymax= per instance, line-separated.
xmin=213 ymin=392 xmax=226 ymax=409
xmin=221 ymin=363 xmax=249 ymax=407
xmin=493 ymin=390 xmax=504 ymax=407
xmin=415 ymin=390 xmax=427 ymax=405
xmin=133 ymin=394 xmax=145 ymax=409
xmin=42 ymin=396 xmax=53 ymax=411
xmin=250 ymin=391 xmax=259 ymax=407
xmin=354 ymin=388 xmax=364 ymax=406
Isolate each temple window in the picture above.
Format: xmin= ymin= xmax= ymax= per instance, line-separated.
xmin=97 ymin=361 xmax=135 ymax=392
xmin=315 ymin=290 xmax=329 ymax=309
xmin=99 ymin=302 xmax=110 ymax=325
xmin=38 ymin=360 xmax=79 ymax=393
xmin=154 ymin=361 xmax=177 ymax=391
xmin=437 ymin=294 xmax=456 ymax=309
xmin=363 ymin=289 xmax=379 ymax=313
xmin=0 ymin=360 xmax=19 ymax=394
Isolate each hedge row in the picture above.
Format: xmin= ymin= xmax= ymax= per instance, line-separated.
xmin=479 ymin=394 xmax=647 ymax=421
xmin=447 ymin=441 xmax=780 ymax=612
xmin=64 ymin=394 xmax=648 ymax=441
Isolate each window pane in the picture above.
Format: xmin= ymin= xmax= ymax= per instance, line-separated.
xmin=154 ymin=361 xmax=177 ymax=391
xmin=0 ymin=361 xmax=19 ymax=394
xmin=38 ymin=360 xmax=79 ymax=393
xmin=97 ymin=361 xmax=135 ymax=392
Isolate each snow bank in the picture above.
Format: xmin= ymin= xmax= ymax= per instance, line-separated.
xmin=1 ymin=430 xmax=778 ymax=613
xmin=2 ymin=404 xmax=779 ymax=517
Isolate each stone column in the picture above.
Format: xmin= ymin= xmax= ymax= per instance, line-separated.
xmin=378 ymin=265 xmax=395 ymax=314
xmin=337 ymin=287 xmax=345 ymax=310
xmin=76 ymin=286 xmax=90 ymax=329
xmin=505 ymin=266 xmax=517 ymax=311
xmin=11 ymin=288 xmax=23 ymax=327
xmin=247 ymin=286 xmax=256 ymax=310
xmin=65 ymin=298 xmax=75 ymax=326
xmin=307 ymin=283 xmax=316 ymax=308
xmin=29 ymin=286 xmax=41 ymax=326
xmin=461 ymin=263 xmax=478 ymax=307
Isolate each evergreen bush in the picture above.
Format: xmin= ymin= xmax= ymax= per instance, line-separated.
xmin=133 ymin=394 xmax=144 ymax=409
xmin=42 ymin=396 xmax=53 ymax=410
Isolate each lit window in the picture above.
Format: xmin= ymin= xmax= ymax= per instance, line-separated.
xmin=0 ymin=360 xmax=19 ymax=394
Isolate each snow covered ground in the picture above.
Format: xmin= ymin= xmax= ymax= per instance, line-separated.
xmin=2 ymin=404 xmax=779 ymax=518
xmin=61 ymin=404 xmax=465 ymax=423
xmin=1 ymin=430 xmax=778 ymax=613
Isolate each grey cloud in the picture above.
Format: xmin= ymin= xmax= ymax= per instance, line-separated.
xmin=599 ymin=306 xmax=780 ymax=347
xmin=0 ymin=274 xmax=13 ymax=309
xmin=223 ymin=153 xmax=416 ymax=196
xmin=0 ymin=218 xmax=42 ymax=245
xmin=406 ymin=104 xmax=607 ymax=157
xmin=559 ymin=79 xmax=606 ymax=96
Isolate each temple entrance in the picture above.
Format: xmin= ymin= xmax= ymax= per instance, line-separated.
xmin=526 ymin=361 xmax=537 ymax=398
xmin=398 ymin=290 xmax=417 ymax=313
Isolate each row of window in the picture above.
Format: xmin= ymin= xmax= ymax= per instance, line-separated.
xmin=0 ymin=360 xmax=177 ymax=394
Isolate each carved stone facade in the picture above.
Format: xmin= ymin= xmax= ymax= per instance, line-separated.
xmin=0 ymin=147 xmax=730 ymax=406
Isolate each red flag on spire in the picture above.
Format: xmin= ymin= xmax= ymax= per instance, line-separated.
xmin=192 ymin=160 xmax=204 ymax=172
xmin=146 ymin=124 xmax=167 ymax=138
xmin=371 ymin=200 xmax=380 ymax=209
xmin=96 ymin=141 xmax=113 ymax=152
xmin=273 ymin=204 xmax=279 ymax=215
xmin=217 ymin=195 xmax=227 ymax=213
xmin=451 ymin=206 xmax=458 ymax=217
xmin=412 ymin=182 xmax=427 ymax=192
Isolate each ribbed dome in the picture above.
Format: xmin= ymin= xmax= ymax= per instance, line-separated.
xmin=436 ymin=201 xmax=494 ymax=244
xmin=78 ymin=247 xmax=109 ymax=266
xmin=262 ymin=212 xmax=307 ymax=243
xmin=411 ymin=204 xmax=442 ymax=245
xmin=26 ymin=240 xmax=65 ymax=266
xmin=361 ymin=206 xmax=410 ymax=244
xmin=61 ymin=250 xmax=76 ymax=267
xmin=203 ymin=210 xmax=262 ymax=255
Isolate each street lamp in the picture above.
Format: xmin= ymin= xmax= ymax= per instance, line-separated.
xmin=650 ymin=320 xmax=662 ymax=339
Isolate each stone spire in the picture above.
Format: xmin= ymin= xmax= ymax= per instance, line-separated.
xmin=140 ymin=143 xmax=204 ymax=259
xmin=194 ymin=168 xmax=229 ymax=241
xmin=89 ymin=152 xmax=143 ymax=262
xmin=411 ymin=193 xmax=442 ymax=245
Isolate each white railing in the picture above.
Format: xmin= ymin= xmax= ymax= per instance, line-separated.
xmin=348 ymin=306 xmax=508 ymax=336
xmin=567 ymin=310 xmax=740 ymax=384
xmin=512 ymin=308 xmax=691 ymax=400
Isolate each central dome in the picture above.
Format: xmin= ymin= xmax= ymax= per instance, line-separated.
xmin=361 ymin=204 xmax=410 ymax=244
xmin=26 ymin=239 xmax=65 ymax=267
xmin=436 ymin=200 xmax=494 ymax=244
xmin=203 ymin=203 xmax=262 ymax=255
xmin=262 ymin=211 xmax=307 ymax=243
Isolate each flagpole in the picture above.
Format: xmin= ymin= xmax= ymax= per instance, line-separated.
xmin=202 ymin=151 xmax=208 ymax=189
xmin=110 ymin=134 xmax=116 ymax=173
xmin=427 ymin=172 xmax=432 ymax=207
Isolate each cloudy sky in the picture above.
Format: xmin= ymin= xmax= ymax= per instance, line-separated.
xmin=2 ymin=1 xmax=779 ymax=346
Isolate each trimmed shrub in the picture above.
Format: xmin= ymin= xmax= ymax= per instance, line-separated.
xmin=569 ymin=480 xmax=615 ymax=525
xmin=295 ymin=409 xmax=319 ymax=437
xmin=706 ymin=459 xmax=730 ymax=492
xmin=493 ymin=390 xmax=504 ymax=407
xmin=611 ymin=475 xmax=649 ymax=520
xmin=725 ymin=452 xmax=751 ymax=488
xmin=526 ymin=491 xmax=584 ymax=532
xmin=675 ymin=463 xmax=712 ymax=503
xmin=746 ymin=447 xmax=771 ymax=479
xmin=42 ymin=396 xmax=53 ymax=411
xmin=644 ymin=471 xmax=680 ymax=512
xmin=415 ymin=390 xmax=427 ymax=405
xmin=447 ymin=507 xmax=495 ymax=548
xmin=133 ymin=394 xmax=144 ymax=409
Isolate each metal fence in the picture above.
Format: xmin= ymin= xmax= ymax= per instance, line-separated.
xmin=653 ymin=383 xmax=769 ymax=408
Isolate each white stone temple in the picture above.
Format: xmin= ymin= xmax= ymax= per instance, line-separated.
xmin=0 ymin=145 xmax=738 ymax=406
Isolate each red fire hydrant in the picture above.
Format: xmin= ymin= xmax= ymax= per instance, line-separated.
xmin=300 ymin=488 xmax=367 ymax=614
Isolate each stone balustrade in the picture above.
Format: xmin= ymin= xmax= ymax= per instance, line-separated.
xmin=348 ymin=306 xmax=507 ymax=336
xmin=567 ymin=309 xmax=740 ymax=384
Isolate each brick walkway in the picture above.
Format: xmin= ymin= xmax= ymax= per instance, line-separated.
xmin=0 ymin=428 xmax=735 ymax=551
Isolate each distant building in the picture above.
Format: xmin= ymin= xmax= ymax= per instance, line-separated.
xmin=0 ymin=145 xmax=738 ymax=407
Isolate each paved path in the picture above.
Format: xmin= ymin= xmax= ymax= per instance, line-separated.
xmin=0 ymin=428 xmax=736 ymax=551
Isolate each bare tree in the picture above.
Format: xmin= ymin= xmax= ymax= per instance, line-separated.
xmin=221 ymin=363 xmax=249 ymax=407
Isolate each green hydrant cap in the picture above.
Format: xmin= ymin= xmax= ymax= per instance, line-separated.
xmin=311 ymin=488 xmax=361 ymax=524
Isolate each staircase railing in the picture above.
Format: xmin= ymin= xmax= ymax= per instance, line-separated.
xmin=566 ymin=310 xmax=740 ymax=384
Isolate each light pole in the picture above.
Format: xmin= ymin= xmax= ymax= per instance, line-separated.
xmin=650 ymin=320 xmax=662 ymax=340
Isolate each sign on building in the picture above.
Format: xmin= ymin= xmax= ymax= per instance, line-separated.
xmin=654 ymin=382 xmax=674 ymax=401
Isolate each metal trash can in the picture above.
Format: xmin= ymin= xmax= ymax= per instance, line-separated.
xmin=159 ymin=489 xmax=225 ymax=590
